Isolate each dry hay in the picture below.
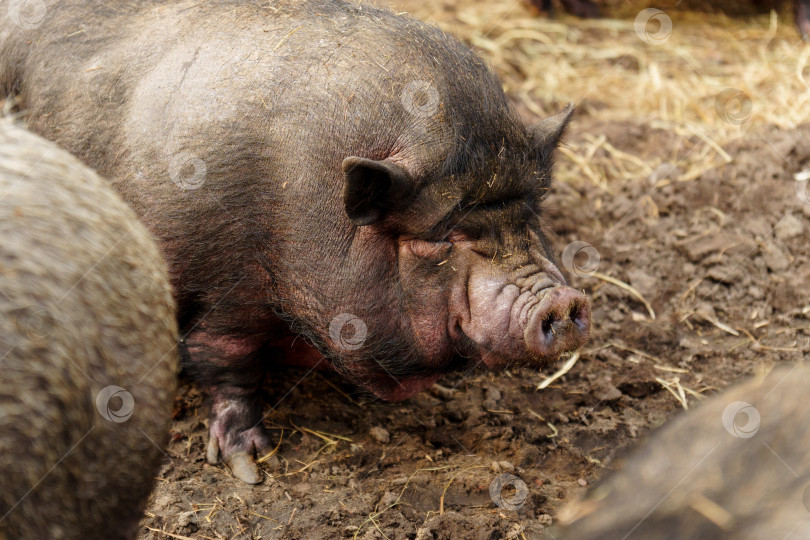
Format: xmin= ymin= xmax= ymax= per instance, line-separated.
xmin=375 ymin=0 xmax=810 ymax=189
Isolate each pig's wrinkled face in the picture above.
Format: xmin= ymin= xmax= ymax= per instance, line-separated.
xmin=299 ymin=106 xmax=591 ymax=402
xmin=396 ymin=177 xmax=587 ymax=371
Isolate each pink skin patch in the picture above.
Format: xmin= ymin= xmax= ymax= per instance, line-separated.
xmin=187 ymin=331 xmax=263 ymax=360
xmin=272 ymin=336 xmax=334 ymax=371
xmin=271 ymin=334 xmax=438 ymax=402
xmin=341 ymin=361 xmax=442 ymax=402
xmin=464 ymin=278 xmax=522 ymax=348
xmin=377 ymin=374 xmax=441 ymax=402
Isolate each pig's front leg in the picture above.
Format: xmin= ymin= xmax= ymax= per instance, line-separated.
xmin=184 ymin=330 xmax=273 ymax=484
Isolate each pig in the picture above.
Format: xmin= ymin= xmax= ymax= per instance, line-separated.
xmin=556 ymin=365 xmax=810 ymax=539
xmin=0 ymin=0 xmax=591 ymax=483
xmin=797 ymin=0 xmax=810 ymax=39
xmin=0 ymin=118 xmax=178 ymax=539
xmin=529 ymin=0 xmax=810 ymax=40
xmin=534 ymin=0 xmax=602 ymax=18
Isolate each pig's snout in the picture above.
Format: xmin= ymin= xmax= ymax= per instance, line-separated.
xmin=462 ymin=272 xmax=591 ymax=370
xmin=524 ymin=286 xmax=591 ymax=360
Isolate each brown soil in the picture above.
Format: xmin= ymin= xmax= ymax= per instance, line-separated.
xmin=138 ymin=122 xmax=809 ymax=540
xmin=127 ymin=4 xmax=809 ymax=540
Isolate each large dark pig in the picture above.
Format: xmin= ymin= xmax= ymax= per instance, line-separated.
xmin=557 ymin=365 xmax=810 ymax=539
xmin=0 ymin=119 xmax=178 ymax=539
xmin=530 ymin=0 xmax=810 ymax=40
xmin=0 ymin=0 xmax=590 ymax=483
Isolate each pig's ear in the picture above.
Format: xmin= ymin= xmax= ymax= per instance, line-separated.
xmin=342 ymin=157 xmax=413 ymax=226
xmin=528 ymin=104 xmax=574 ymax=164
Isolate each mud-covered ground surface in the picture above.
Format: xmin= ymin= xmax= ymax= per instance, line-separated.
xmin=138 ymin=122 xmax=809 ymax=540
xmin=137 ymin=7 xmax=810 ymax=540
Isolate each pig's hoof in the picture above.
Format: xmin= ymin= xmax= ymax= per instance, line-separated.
xmin=206 ymin=435 xmax=220 ymax=465
xmin=206 ymin=425 xmax=275 ymax=484
xmin=207 ymin=436 xmax=262 ymax=484
xmin=226 ymin=451 xmax=262 ymax=484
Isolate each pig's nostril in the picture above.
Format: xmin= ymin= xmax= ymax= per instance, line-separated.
xmin=568 ymin=304 xmax=579 ymax=324
xmin=541 ymin=314 xmax=555 ymax=335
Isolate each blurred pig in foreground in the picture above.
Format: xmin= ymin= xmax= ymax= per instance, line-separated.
xmin=0 ymin=119 xmax=178 ymax=540
xmin=557 ymin=364 xmax=810 ymax=539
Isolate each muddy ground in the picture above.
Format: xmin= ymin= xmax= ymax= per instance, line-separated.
xmin=134 ymin=6 xmax=810 ymax=540
xmin=138 ymin=123 xmax=809 ymax=540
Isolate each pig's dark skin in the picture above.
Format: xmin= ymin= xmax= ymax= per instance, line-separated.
xmin=797 ymin=0 xmax=810 ymax=39
xmin=533 ymin=0 xmax=810 ymax=40
xmin=0 ymin=0 xmax=590 ymax=483
xmin=556 ymin=366 xmax=810 ymax=539
xmin=536 ymin=0 xmax=601 ymax=18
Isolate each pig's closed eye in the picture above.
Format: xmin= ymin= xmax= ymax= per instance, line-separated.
xmin=446 ymin=231 xmax=470 ymax=243
xmin=407 ymin=238 xmax=452 ymax=259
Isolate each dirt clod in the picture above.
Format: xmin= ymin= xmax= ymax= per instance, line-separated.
xmin=370 ymin=426 xmax=391 ymax=444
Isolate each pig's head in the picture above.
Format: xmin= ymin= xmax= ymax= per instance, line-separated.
xmin=284 ymin=104 xmax=590 ymax=401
